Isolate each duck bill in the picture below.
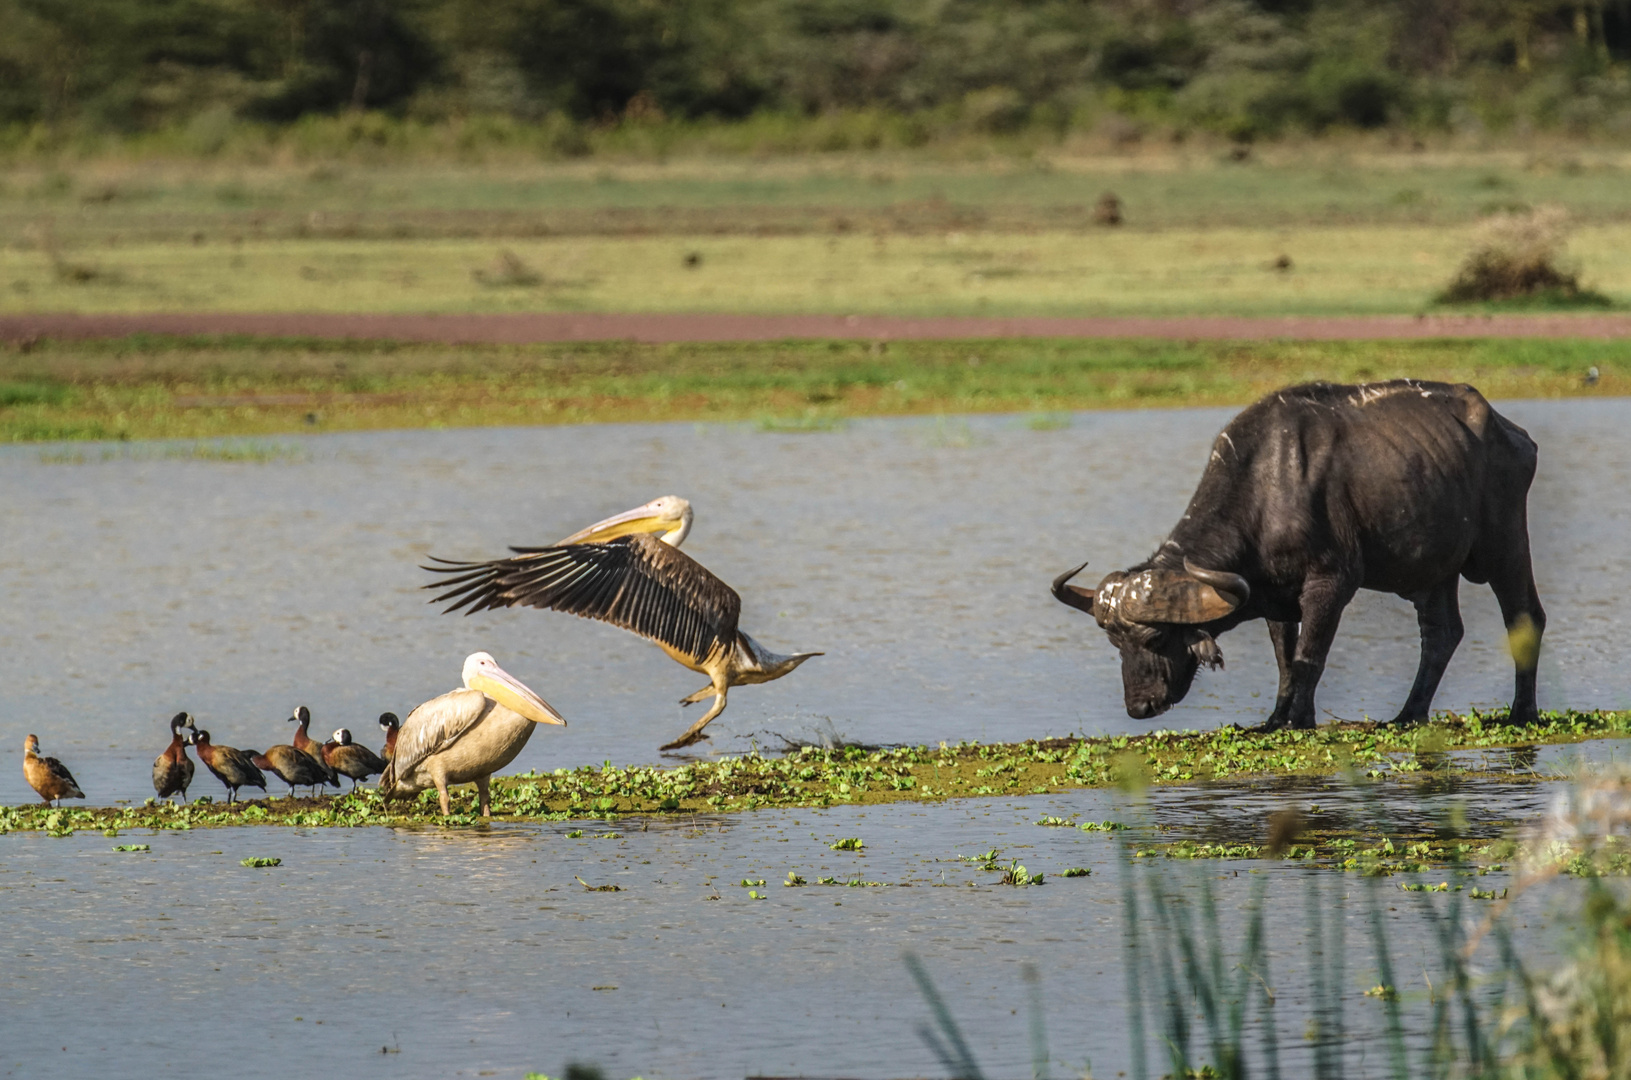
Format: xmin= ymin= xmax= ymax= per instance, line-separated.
xmin=556 ymin=502 xmax=675 ymax=546
xmin=468 ymin=664 xmax=566 ymax=726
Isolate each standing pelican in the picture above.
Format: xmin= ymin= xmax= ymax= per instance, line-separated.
xmin=379 ymin=652 xmax=565 ymax=817
xmin=152 ymin=712 xmax=195 ymax=803
xmin=23 ymin=734 xmax=84 ymax=806
xmin=424 ymin=495 xmax=821 ymax=751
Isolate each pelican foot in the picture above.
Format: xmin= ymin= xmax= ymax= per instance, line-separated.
xmin=659 ymin=731 xmax=713 ymax=753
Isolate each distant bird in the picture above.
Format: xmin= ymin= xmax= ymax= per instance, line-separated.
xmin=377 ymin=713 xmax=400 ymax=761
xmin=152 ymin=712 xmax=195 ymax=803
xmin=424 ymin=495 xmax=820 ymax=751
xmin=288 ymin=706 xmax=340 ymax=793
xmin=23 ymin=734 xmax=84 ymax=807
xmin=1586 ymin=365 xmax=1601 ymax=387
xmin=190 ymin=730 xmax=267 ymax=804
xmin=379 ymin=652 xmax=565 ymax=816
xmin=322 ymin=728 xmax=387 ymax=791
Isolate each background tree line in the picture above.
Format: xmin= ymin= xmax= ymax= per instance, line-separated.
xmin=1 ymin=0 xmax=1628 ymax=141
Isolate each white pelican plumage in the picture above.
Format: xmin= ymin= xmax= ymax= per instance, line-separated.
xmin=379 ymin=651 xmax=565 ymax=816
xmin=423 ymin=495 xmax=821 ymax=752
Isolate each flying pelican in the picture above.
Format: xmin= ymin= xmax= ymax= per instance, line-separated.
xmin=423 ymin=495 xmax=821 ymax=751
xmin=323 ymin=728 xmax=387 ymax=791
xmin=152 ymin=712 xmax=195 ymax=803
xmin=379 ymin=651 xmax=565 ymax=817
xmin=23 ymin=734 xmax=83 ymax=807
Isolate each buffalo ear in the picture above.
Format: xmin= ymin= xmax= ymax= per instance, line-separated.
xmin=1051 ymin=561 xmax=1098 ymax=616
xmin=1186 ymin=630 xmax=1224 ymax=670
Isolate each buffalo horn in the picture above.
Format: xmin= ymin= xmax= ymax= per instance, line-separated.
xmin=1050 ymin=561 xmax=1097 ymax=615
xmin=1182 ymin=558 xmax=1250 ymax=607
xmin=1117 ymin=562 xmax=1248 ymax=625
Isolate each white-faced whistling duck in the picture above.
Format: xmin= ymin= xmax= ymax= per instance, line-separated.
xmin=322 ymin=728 xmax=387 ymax=791
xmin=377 ymin=712 xmax=400 ymax=761
xmin=23 ymin=734 xmax=84 ymax=806
xmin=151 ymin=712 xmax=195 ymax=803
xmin=288 ymin=705 xmax=340 ymax=793
xmin=190 ymin=729 xmax=266 ymax=804
xmin=251 ymin=741 xmax=326 ymax=798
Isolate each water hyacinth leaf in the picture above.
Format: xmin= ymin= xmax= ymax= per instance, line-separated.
xmin=240 ymin=856 xmax=281 ymax=868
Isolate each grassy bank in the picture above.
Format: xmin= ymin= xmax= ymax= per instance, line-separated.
xmin=5 ymin=225 xmax=1629 ymax=319
xmin=3 ymin=710 xmax=1624 ymax=861
xmin=0 ymin=335 xmax=1618 ymax=444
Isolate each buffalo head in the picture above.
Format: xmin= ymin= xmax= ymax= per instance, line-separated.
xmin=1052 ymin=559 xmax=1249 ymax=719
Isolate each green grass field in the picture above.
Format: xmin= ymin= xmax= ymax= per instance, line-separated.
xmin=0 ymin=334 xmax=1617 ymax=444
xmin=4 ymin=147 xmax=1630 ymax=318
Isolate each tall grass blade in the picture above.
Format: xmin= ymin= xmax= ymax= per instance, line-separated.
xmin=1022 ymin=963 xmax=1049 ymax=1080
xmin=905 ymin=952 xmax=986 ymax=1080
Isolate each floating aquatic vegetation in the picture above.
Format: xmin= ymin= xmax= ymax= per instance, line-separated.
xmin=784 ymin=872 xmax=806 ymax=886
xmin=2 ymin=708 xmax=1627 ymax=834
xmin=829 ymin=837 xmax=864 ymax=851
xmin=1059 ymin=867 xmax=1091 ymax=878
xmin=240 ymin=856 xmax=280 ymax=868
xmin=1034 ymin=814 xmax=1074 ymax=826
xmin=998 ymin=860 xmax=1043 ymax=886
xmin=112 ymin=843 xmax=149 ymax=852
xmin=575 ymin=876 xmax=622 ymax=892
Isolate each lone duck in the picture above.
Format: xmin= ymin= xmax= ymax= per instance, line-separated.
xmin=379 ymin=652 xmax=565 ymax=816
xmin=23 ymin=734 xmax=84 ymax=806
xmin=322 ymin=728 xmax=387 ymax=791
xmin=190 ymin=729 xmax=266 ymax=804
xmin=289 ymin=706 xmax=340 ymax=792
xmin=377 ymin=713 xmax=400 ymax=761
xmin=152 ymin=712 xmax=195 ymax=803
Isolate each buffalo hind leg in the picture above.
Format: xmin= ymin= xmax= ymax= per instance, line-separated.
xmin=1486 ymin=558 xmax=1546 ymax=726
xmin=1390 ymin=578 xmax=1464 ymax=725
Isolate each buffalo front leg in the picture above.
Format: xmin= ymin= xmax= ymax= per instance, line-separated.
xmin=1390 ymin=578 xmax=1464 ymax=725
xmin=1257 ymin=619 xmax=1300 ymax=730
xmin=1279 ymin=574 xmax=1357 ymax=730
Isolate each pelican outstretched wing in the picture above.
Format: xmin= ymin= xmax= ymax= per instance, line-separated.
xmin=385 ymin=688 xmax=493 ymax=788
xmin=424 ymin=533 xmax=741 ymax=664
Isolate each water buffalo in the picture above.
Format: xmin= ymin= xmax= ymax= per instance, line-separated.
xmin=1052 ymin=380 xmax=1545 ymax=730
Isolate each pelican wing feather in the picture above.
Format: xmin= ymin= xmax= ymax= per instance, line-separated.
xmin=385 ymin=688 xmax=494 ymax=787
xmin=424 ymin=534 xmax=741 ymax=664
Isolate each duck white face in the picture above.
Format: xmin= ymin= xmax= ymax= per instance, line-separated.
xmin=556 ymin=495 xmax=693 ymax=548
xmin=332 ymin=728 xmax=351 ymax=745
xmin=461 ymin=652 xmax=566 ymax=726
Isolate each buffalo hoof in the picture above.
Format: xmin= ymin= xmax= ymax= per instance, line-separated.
xmin=1235 ymin=716 xmax=1289 ymax=734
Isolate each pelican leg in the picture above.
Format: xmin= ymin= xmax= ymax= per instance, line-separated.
xmin=678 ymin=685 xmax=715 ymax=706
xmin=660 ymin=687 xmax=729 ymax=752
xmin=436 ymin=779 xmax=451 ymax=816
xmin=475 ymin=775 xmax=492 ymax=818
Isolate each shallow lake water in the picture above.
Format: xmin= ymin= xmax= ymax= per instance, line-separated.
xmin=3 ymin=398 xmax=1630 ymax=1077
